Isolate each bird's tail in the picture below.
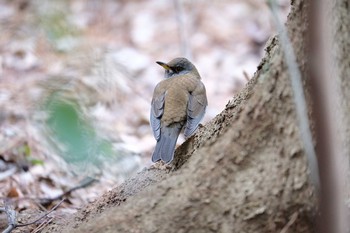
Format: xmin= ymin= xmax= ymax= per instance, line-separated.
xmin=152 ymin=124 xmax=182 ymax=163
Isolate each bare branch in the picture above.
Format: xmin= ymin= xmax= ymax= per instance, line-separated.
xmin=0 ymin=177 xmax=97 ymax=206
xmin=16 ymin=199 xmax=64 ymax=227
xmin=0 ymin=199 xmax=64 ymax=233
xmin=174 ymin=0 xmax=192 ymax=59
xmin=38 ymin=177 xmax=96 ymax=205
xmin=0 ymin=200 xmax=16 ymax=233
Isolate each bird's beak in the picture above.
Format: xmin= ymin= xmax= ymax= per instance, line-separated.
xmin=156 ymin=61 xmax=172 ymax=71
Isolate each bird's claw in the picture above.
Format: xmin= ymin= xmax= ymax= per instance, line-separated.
xmin=149 ymin=161 xmax=172 ymax=171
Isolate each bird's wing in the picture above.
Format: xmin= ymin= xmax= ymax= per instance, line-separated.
xmin=150 ymin=91 xmax=166 ymax=140
xmin=184 ymin=82 xmax=207 ymax=138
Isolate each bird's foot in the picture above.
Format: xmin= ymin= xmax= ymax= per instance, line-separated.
xmin=149 ymin=161 xmax=172 ymax=171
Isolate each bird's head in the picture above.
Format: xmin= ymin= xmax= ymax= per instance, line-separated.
xmin=156 ymin=57 xmax=200 ymax=79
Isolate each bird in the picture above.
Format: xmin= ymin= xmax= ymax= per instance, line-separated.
xmin=150 ymin=57 xmax=208 ymax=163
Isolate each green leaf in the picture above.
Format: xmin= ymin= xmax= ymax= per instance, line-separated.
xmin=28 ymin=157 xmax=45 ymax=166
xmin=44 ymin=93 xmax=116 ymax=173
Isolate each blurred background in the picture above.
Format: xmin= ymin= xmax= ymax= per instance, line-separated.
xmin=0 ymin=0 xmax=289 ymax=211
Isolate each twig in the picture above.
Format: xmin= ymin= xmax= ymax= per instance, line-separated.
xmin=0 ymin=201 xmax=16 ymax=233
xmin=267 ymin=0 xmax=320 ymax=191
xmin=174 ymin=0 xmax=192 ymax=59
xmin=16 ymin=199 xmax=64 ymax=227
xmin=0 ymin=199 xmax=64 ymax=233
xmin=0 ymin=177 xmax=97 ymax=206
xmin=0 ymin=177 xmax=96 ymax=231
xmin=38 ymin=177 xmax=96 ymax=205
xmin=32 ymin=216 xmax=53 ymax=233
xmin=280 ymin=212 xmax=298 ymax=233
xmin=2 ymin=225 xmax=14 ymax=233
xmin=243 ymin=70 xmax=250 ymax=81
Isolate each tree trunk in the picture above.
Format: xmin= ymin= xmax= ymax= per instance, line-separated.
xmin=42 ymin=0 xmax=350 ymax=232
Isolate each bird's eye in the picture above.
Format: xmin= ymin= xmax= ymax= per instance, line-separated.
xmin=174 ymin=66 xmax=183 ymax=73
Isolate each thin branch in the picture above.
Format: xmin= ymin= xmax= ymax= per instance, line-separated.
xmin=0 ymin=199 xmax=64 ymax=233
xmin=0 ymin=177 xmax=94 ymax=232
xmin=32 ymin=216 xmax=53 ymax=233
xmin=174 ymin=0 xmax=192 ymax=59
xmin=280 ymin=212 xmax=298 ymax=233
xmin=38 ymin=177 xmax=96 ymax=205
xmin=1 ymin=200 xmax=16 ymax=233
xmin=2 ymin=225 xmax=14 ymax=233
xmin=16 ymin=199 xmax=64 ymax=227
xmin=0 ymin=177 xmax=96 ymax=204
